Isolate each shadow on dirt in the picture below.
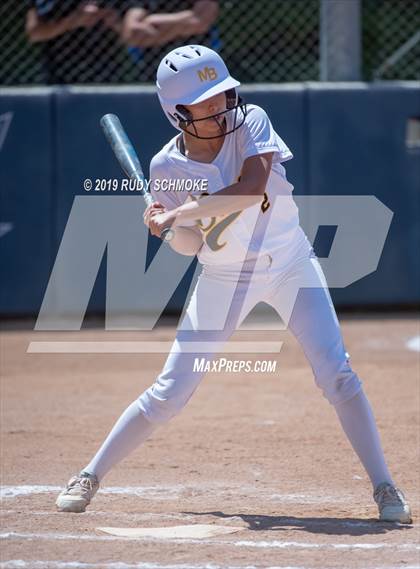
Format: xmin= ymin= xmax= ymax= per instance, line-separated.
xmin=183 ymin=511 xmax=413 ymax=536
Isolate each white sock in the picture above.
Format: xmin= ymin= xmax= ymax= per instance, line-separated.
xmin=334 ymin=389 xmax=394 ymax=489
xmin=83 ymin=401 xmax=156 ymax=481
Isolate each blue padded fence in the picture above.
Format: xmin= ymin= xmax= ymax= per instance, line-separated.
xmin=0 ymin=83 xmax=419 ymax=317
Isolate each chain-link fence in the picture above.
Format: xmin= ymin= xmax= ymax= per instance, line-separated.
xmin=363 ymin=0 xmax=420 ymax=80
xmin=0 ymin=1 xmax=419 ymax=85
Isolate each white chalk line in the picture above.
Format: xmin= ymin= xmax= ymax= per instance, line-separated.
xmin=0 ymin=563 xmax=419 ymax=569
xmin=2 ymin=564 xmax=420 ymax=569
xmin=0 ymin=485 xmax=182 ymax=500
xmin=0 ymin=485 xmax=351 ymax=504
xmin=0 ymin=561 xmax=308 ymax=569
xmin=0 ymin=561 xmax=310 ymax=569
xmin=406 ymin=335 xmax=420 ymax=352
xmin=0 ymin=510 xmax=197 ymax=521
xmin=1 ymin=532 xmax=419 ymax=552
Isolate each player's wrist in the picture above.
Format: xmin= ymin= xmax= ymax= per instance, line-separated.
xmin=172 ymin=201 xmax=199 ymax=224
xmin=170 ymin=207 xmax=184 ymax=227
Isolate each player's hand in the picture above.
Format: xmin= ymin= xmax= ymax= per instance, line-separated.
xmin=143 ymin=202 xmax=166 ymax=229
xmin=148 ymin=209 xmax=177 ymax=238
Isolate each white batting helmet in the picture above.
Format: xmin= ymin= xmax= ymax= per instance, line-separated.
xmin=156 ymin=45 xmax=245 ymax=137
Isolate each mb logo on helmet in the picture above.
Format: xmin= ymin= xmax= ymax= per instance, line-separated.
xmin=197 ymin=66 xmax=218 ymax=82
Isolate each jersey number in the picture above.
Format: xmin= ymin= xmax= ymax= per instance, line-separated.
xmin=261 ymin=192 xmax=270 ymax=213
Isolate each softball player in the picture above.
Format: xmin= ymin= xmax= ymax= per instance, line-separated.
xmin=56 ymin=45 xmax=411 ymax=523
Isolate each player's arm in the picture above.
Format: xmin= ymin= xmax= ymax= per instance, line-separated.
xmin=150 ymin=153 xmax=273 ymax=235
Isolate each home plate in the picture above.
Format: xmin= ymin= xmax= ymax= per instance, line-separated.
xmin=97 ymin=524 xmax=244 ymax=539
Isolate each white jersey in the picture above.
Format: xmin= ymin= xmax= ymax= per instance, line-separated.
xmin=150 ymin=104 xmax=310 ymax=266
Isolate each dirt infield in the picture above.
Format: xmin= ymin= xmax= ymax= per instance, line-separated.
xmin=1 ymin=316 xmax=419 ymax=569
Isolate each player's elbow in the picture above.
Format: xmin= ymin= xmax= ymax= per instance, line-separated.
xmin=235 ymin=193 xmax=265 ymax=212
xmin=240 ymin=178 xmax=267 ymax=199
xmin=238 ymin=153 xmax=272 ymax=201
xmin=223 ymin=179 xmax=265 ymax=211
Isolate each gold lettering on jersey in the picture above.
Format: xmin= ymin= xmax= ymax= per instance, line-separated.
xmin=197 ymin=66 xmax=218 ymax=82
xmin=198 ymin=217 xmax=217 ymax=232
xmin=189 ymin=192 xmax=242 ymax=251
xmin=190 ymin=187 xmax=269 ymax=252
xmin=205 ymin=211 xmax=242 ymax=251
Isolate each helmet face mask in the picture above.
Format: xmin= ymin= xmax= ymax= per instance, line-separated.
xmin=175 ymin=91 xmax=247 ymax=140
xmin=157 ymin=45 xmax=245 ymax=138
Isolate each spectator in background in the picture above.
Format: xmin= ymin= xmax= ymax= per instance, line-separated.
xmin=122 ymin=1 xmax=219 ymax=79
xmin=26 ymin=0 xmax=219 ymax=84
xmin=25 ymin=1 xmax=134 ymax=84
xmin=122 ymin=1 xmax=219 ymax=49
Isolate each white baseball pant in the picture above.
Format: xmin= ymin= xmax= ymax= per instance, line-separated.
xmin=137 ymin=250 xmax=362 ymax=423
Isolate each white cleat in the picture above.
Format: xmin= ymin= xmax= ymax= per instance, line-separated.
xmin=374 ymin=482 xmax=412 ymax=523
xmin=56 ymin=471 xmax=99 ymax=513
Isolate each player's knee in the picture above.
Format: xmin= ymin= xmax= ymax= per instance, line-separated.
xmin=137 ymin=379 xmax=192 ymax=424
xmin=314 ymin=359 xmax=362 ymax=405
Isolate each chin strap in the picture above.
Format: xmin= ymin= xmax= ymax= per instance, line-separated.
xmin=174 ymin=89 xmax=247 ymax=139
xmin=176 ymin=102 xmax=247 ymax=140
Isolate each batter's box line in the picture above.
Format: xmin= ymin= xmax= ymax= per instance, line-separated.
xmin=0 ymin=559 xmax=321 ymax=569
xmin=0 ymin=485 xmax=353 ymax=503
xmin=1 ymin=563 xmax=420 ymax=569
xmin=0 ymin=560 xmax=320 ymax=569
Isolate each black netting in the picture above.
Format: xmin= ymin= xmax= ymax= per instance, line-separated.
xmin=363 ymin=0 xmax=420 ymax=80
xmin=0 ymin=0 xmax=418 ymax=85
